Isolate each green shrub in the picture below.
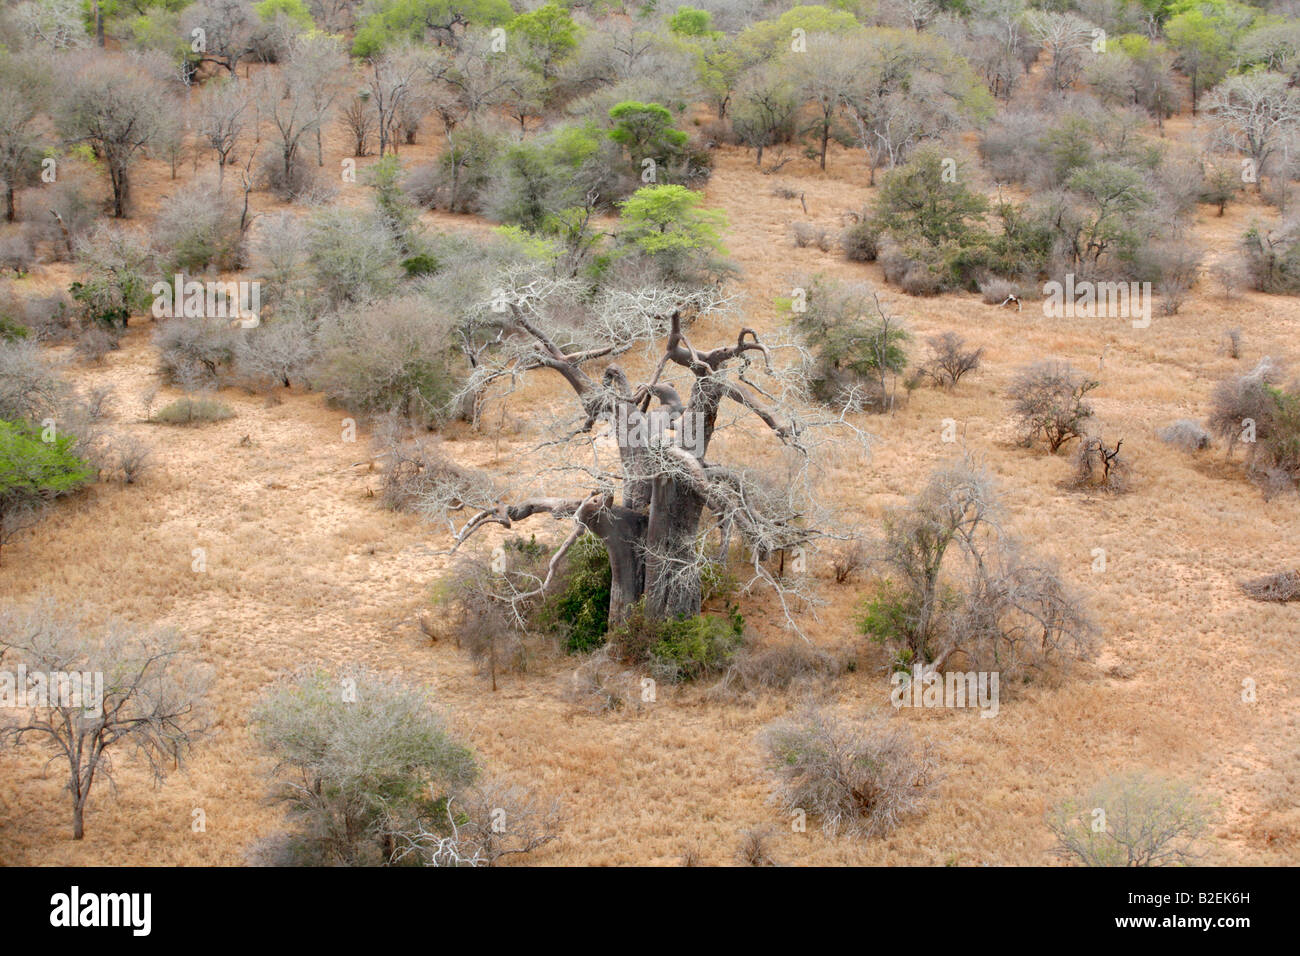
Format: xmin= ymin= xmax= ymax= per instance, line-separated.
xmin=857 ymin=579 xmax=942 ymax=671
xmin=0 ymin=314 xmax=29 ymax=342
xmin=0 ymin=419 xmax=93 ymax=565
xmin=543 ymin=534 xmax=612 ymax=653
xmin=649 ymin=607 xmax=744 ymax=682
xmin=841 ymin=218 xmax=880 ymax=262
xmin=401 ymin=253 xmax=439 ymax=277
xmin=151 ymin=397 xmax=235 ymax=424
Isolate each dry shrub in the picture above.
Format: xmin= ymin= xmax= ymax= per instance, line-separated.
xmin=829 ymin=538 xmax=867 ymax=584
xmin=0 ymin=230 xmax=36 ymax=274
xmin=791 ymin=221 xmax=832 ymax=251
xmin=561 ymin=645 xmax=643 ymax=714
xmin=1071 ymin=436 xmax=1131 ymax=493
xmin=0 ymin=337 xmax=66 ymax=421
xmin=919 ymin=331 xmax=983 ymax=389
xmin=387 ymin=776 xmax=561 ymax=867
xmin=108 ymin=434 xmax=152 ymax=484
xmin=1240 ymin=570 xmax=1300 ymax=603
xmin=312 ymin=296 xmax=461 ymax=428
xmin=73 ymin=326 xmax=118 ymax=364
xmin=1158 ymin=419 xmax=1210 ymax=453
xmin=979 ymin=276 xmax=1020 ymax=305
xmin=373 ymin=417 xmax=487 ymax=512
xmin=1048 ymin=772 xmax=1209 ymax=867
xmin=711 ymin=641 xmax=842 ymax=700
xmin=1207 ymin=357 xmax=1300 ymax=490
xmin=1221 ymin=327 xmax=1242 ymax=358
xmin=151 ymin=397 xmax=234 ymax=425
xmin=434 ymin=541 xmax=552 ymax=690
xmin=258 ymin=150 xmax=320 ymax=203
xmin=760 ymin=706 xmax=937 ymax=839
xmin=840 ymin=216 xmax=880 ymax=262
xmin=1141 ymin=240 xmax=1202 ymax=315
xmin=1241 ymin=221 xmax=1300 ymax=294
xmin=735 ymin=826 xmax=779 ymax=866
xmin=154 ymin=316 xmax=240 ymax=389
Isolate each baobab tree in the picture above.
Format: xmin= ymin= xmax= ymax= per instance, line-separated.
xmin=424 ymin=273 xmax=866 ymax=628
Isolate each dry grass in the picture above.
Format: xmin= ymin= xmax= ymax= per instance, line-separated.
xmin=0 ymin=116 xmax=1297 ymax=867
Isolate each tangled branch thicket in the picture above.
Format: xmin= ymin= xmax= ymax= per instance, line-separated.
xmin=761 ymin=705 xmax=937 ymax=839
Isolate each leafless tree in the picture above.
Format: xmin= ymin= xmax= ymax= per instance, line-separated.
xmin=0 ymin=600 xmax=211 ymax=839
xmin=791 ymin=34 xmax=859 ymax=171
xmin=260 ymin=33 xmax=347 ymax=189
xmin=58 ymin=55 xmax=167 ymax=217
xmin=1007 ymin=360 xmax=1100 ymax=453
xmin=920 ymin=331 xmax=983 ymax=389
xmin=1025 ymin=10 xmax=1096 ymax=94
xmin=868 ymin=457 xmax=1097 ymax=676
xmin=838 ymin=31 xmax=976 ymax=184
xmin=1206 ymin=72 xmax=1300 ymax=194
xmin=367 ymin=46 xmax=426 ymax=158
xmin=184 ymin=0 xmax=259 ymax=79
xmin=196 ymin=79 xmax=250 ymax=189
xmin=341 ymin=91 xmax=377 ymax=157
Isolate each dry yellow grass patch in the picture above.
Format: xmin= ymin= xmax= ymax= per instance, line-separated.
xmin=0 ymin=126 xmax=1296 ymax=868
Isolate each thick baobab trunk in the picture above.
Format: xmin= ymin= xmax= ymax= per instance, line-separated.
xmin=642 ymin=476 xmax=706 ymax=619
xmin=587 ymin=506 xmax=648 ymax=624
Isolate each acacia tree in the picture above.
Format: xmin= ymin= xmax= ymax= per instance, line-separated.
xmin=0 ymin=601 xmax=210 ymax=840
xmin=427 ymin=274 xmax=865 ymax=627
xmin=59 ymin=56 xmax=166 ymax=218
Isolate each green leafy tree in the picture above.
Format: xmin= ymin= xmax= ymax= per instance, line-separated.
xmin=255 ymin=0 xmax=315 ymax=27
xmin=607 ymin=101 xmax=688 ymax=176
xmin=615 ymin=184 xmax=729 ymax=283
xmin=736 ymin=5 xmax=859 ymax=64
xmin=507 ymin=3 xmax=579 ymax=81
xmin=0 ymin=420 xmax=93 ymax=566
xmin=873 ymin=149 xmax=989 ymax=249
xmin=1165 ymin=7 xmax=1236 ymax=114
xmin=353 ymin=0 xmax=514 ymax=57
xmin=668 ymin=6 xmax=718 ymax=38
